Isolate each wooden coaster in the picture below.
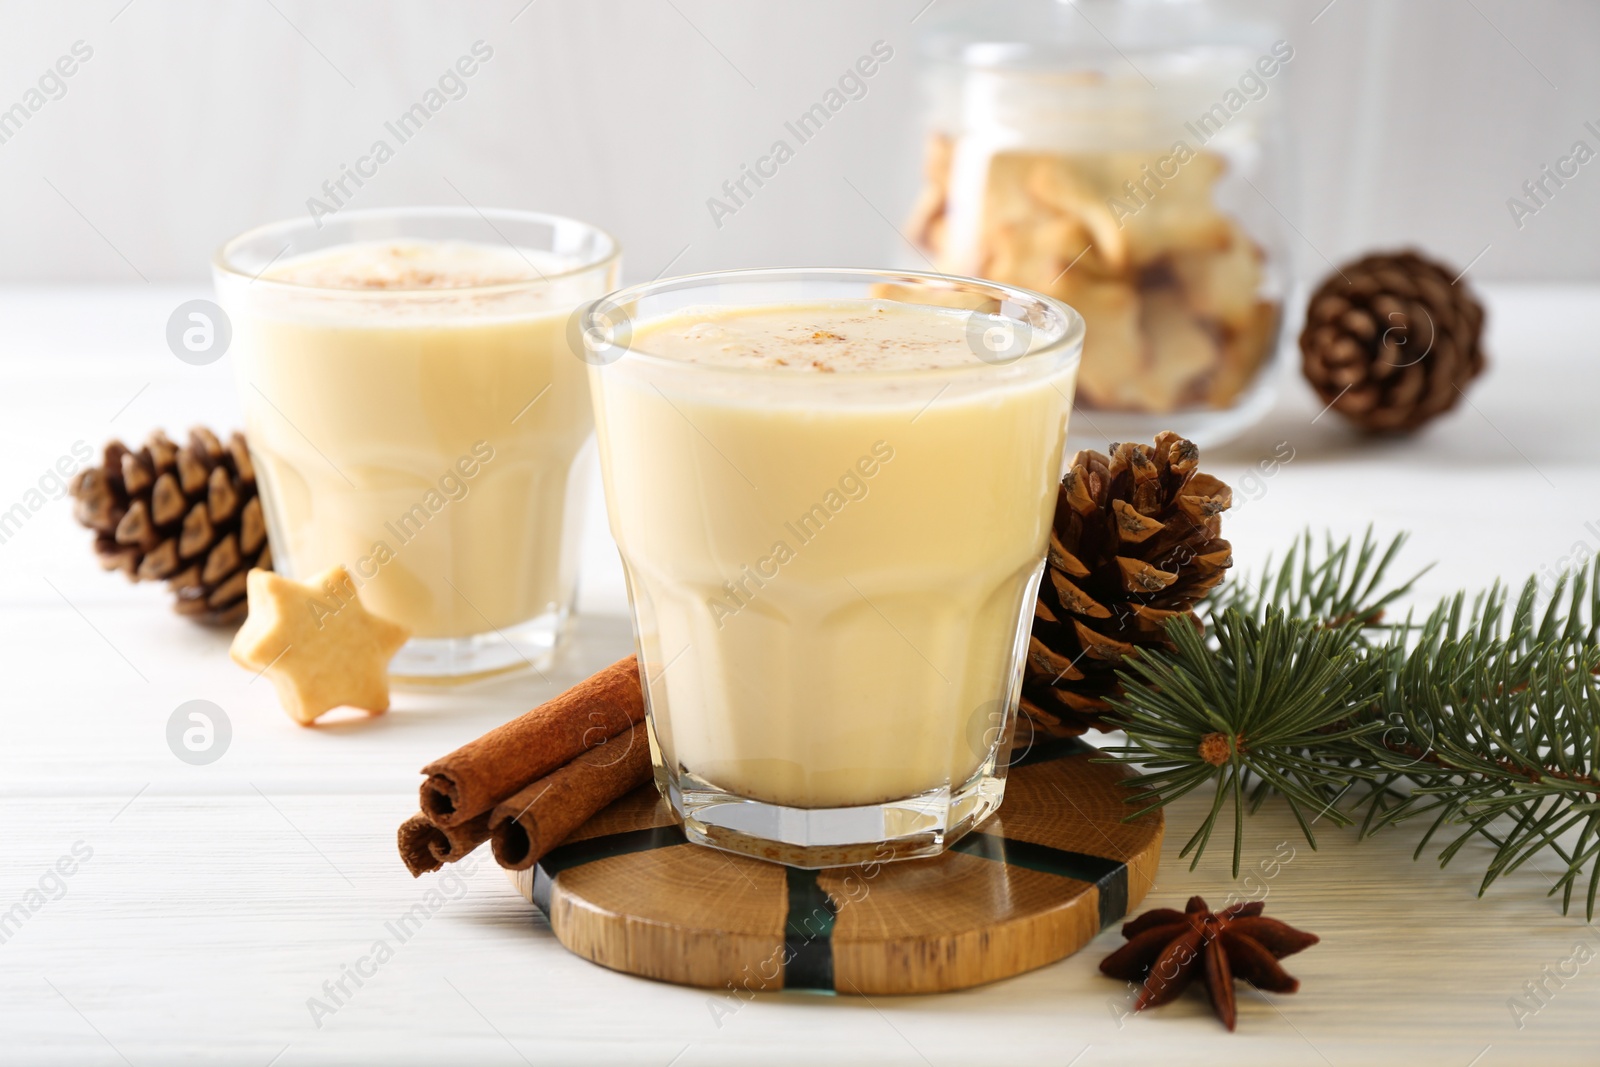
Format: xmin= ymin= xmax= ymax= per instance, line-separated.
xmin=509 ymin=738 xmax=1162 ymax=995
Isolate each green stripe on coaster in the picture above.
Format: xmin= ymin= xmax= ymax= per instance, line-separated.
xmin=782 ymin=868 xmax=837 ymax=991
xmin=532 ymin=825 xmax=685 ymax=915
xmin=952 ymin=833 xmax=1128 ymax=929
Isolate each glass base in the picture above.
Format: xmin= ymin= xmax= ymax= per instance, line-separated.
xmin=390 ymin=607 xmax=566 ymax=683
xmin=1066 ymin=361 xmax=1280 ymax=452
xmin=661 ymin=761 xmax=1006 ymax=869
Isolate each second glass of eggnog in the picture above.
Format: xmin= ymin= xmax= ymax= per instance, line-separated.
xmin=215 ymin=209 xmax=618 ymax=679
xmin=583 ymin=268 xmax=1083 ymax=866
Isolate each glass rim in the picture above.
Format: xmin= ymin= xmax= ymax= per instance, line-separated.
xmin=927 ymin=39 xmax=1264 ymax=73
xmin=585 ymin=266 xmax=1085 ymax=381
xmin=212 ymin=206 xmax=621 ymax=295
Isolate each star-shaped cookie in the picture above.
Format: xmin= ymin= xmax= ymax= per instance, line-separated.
xmin=230 ymin=565 xmax=411 ymax=725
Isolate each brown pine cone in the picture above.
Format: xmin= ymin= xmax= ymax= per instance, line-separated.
xmin=69 ymin=427 xmax=271 ymax=625
xmin=1022 ymin=432 xmax=1232 ymax=737
xmin=1299 ymin=249 xmax=1487 ymax=433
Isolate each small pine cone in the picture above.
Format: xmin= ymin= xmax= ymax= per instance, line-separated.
xmin=68 ymin=427 xmax=271 ymax=625
xmin=1022 ymin=432 xmax=1232 ymax=737
xmin=1299 ymin=249 xmax=1487 ymax=433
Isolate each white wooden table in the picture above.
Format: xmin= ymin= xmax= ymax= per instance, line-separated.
xmin=3 ymin=283 xmax=1598 ymax=1065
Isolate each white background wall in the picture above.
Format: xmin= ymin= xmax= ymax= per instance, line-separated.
xmin=0 ymin=0 xmax=1596 ymax=287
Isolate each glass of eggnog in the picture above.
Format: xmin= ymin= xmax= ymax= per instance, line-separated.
xmin=582 ymin=268 xmax=1083 ymax=866
xmin=215 ymin=208 xmax=618 ymax=679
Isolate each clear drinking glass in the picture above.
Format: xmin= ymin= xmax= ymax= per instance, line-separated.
xmin=582 ymin=268 xmax=1083 ymax=867
xmin=215 ymin=208 xmax=619 ymax=679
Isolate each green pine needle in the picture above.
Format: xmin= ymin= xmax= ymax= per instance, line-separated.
xmin=1206 ymin=526 xmax=1428 ymax=630
xmin=1102 ymin=530 xmax=1600 ymax=916
xmin=1104 ymin=608 xmax=1385 ymax=876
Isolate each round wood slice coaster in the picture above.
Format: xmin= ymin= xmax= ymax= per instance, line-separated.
xmin=509 ymin=738 xmax=1162 ymax=995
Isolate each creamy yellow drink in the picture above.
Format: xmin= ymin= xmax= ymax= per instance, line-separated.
xmin=591 ymin=299 xmax=1078 ymax=812
xmin=220 ymin=228 xmax=617 ymax=677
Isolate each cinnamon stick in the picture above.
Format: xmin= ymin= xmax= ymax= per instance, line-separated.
xmin=420 ymin=655 xmax=643 ymax=828
xmin=490 ymin=720 xmax=652 ymax=871
xmin=397 ymin=810 xmax=492 ymax=877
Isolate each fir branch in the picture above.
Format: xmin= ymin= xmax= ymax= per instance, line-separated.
xmin=1207 ymin=526 xmax=1427 ymax=630
xmin=1105 ymin=531 xmax=1600 ymax=916
xmin=1104 ymin=607 xmax=1385 ymax=876
xmin=1346 ymin=570 xmax=1600 ymax=914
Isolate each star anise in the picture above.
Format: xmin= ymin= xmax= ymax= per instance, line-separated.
xmin=1099 ymin=895 xmax=1319 ymax=1031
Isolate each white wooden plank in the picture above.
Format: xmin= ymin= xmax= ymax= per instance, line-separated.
xmin=3 ymin=284 xmax=1599 ymax=1063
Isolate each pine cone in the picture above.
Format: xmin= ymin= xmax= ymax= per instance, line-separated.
xmin=69 ymin=428 xmax=271 ymax=625
xmin=1299 ymin=249 xmax=1487 ymax=433
xmin=1022 ymin=432 xmax=1232 ymax=737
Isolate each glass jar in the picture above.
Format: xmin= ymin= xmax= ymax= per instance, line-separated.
xmin=912 ymin=0 xmax=1292 ymax=447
